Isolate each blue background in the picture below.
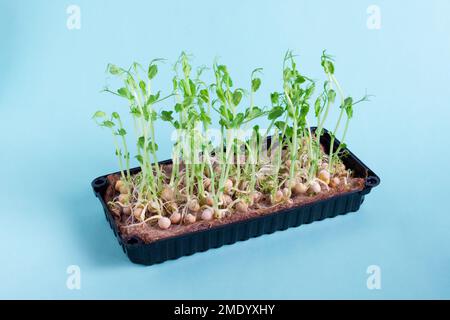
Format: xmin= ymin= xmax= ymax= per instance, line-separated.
xmin=1 ymin=0 xmax=449 ymax=299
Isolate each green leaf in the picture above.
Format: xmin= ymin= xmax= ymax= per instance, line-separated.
xmin=112 ymin=112 xmax=120 ymax=119
xmin=125 ymin=75 xmax=136 ymax=89
xmin=148 ymin=141 xmax=159 ymax=152
xmin=328 ymin=89 xmax=336 ymax=103
xmin=305 ymin=83 xmax=315 ymax=98
xmin=172 ymin=77 xmax=178 ymax=90
xmin=295 ymin=76 xmax=305 ymax=84
xmin=179 ymin=79 xmax=187 ymax=94
xmin=137 ymin=136 xmax=145 ymax=149
xmin=225 ymin=75 xmax=233 ymax=87
xmin=189 ymin=79 xmax=196 ymax=96
xmin=345 ymin=105 xmax=353 ymax=118
xmin=299 ymin=103 xmax=310 ymax=119
xmin=217 ymin=65 xmax=227 ymax=73
xmin=102 ymin=120 xmax=115 ymax=128
xmin=232 ymin=113 xmax=244 ymax=128
xmin=274 ymin=121 xmax=285 ymax=131
xmin=117 ymin=128 xmax=127 ymax=136
xmin=130 ymin=107 xmax=141 ymax=117
xmin=245 ymin=106 xmax=263 ymax=120
xmin=108 ymin=64 xmax=121 ymax=75
xmin=268 ymin=106 xmax=284 ymax=120
xmin=342 ymin=97 xmax=354 ymax=118
xmin=160 ymin=110 xmax=174 ymax=122
xmin=216 ymin=89 xmax=225 ymax=102
xmin=285 ymin=126 xmax=293 ymax=138
xmin=187 ymin=110 xmax=198 ymax=124
xmin=200 ymin=112 xmax=211 ymax=126
xmin=219 ymin=118 xmax=228 ymax=128
xmin=150 ymin=110 xmax=157 ymax=121
xmin=139 ymin=80 xmax=146 ymax=91
xmin=142 ymin=107 xmax=149 ymax=121
xmin=270 ymin=92 xmax=279 ymax=105
xmin=251 ymin=78 xmax=261 ymax=92
xmin=314 ymin=98 xmax=322 ymax=116
xmin=199 ymin=89 xmax=209 ymax=103
xmin=183 ymin=96 xmax=194 ymax=107
xmin=135 ymin=155 xmax=143 ymax=164
xmin=92 ymin=111 xmax=106 ymax=119
xmin=174 ymin=103 xmax=183 ymax=113
xmin=344 ymin=97 xmax=353 ymax=107
xmin=219 ymin=104 xmax=232 ymax=121
xmin=283 ymin=68 xmax=291 ymax=80
xmin=182 ymin=57 xmax=191 ymax=76
xmin=147 ymin=91 xmax=161 ymax=104
xmin=148 ymin=64 xmax=158 ymax=80
xmin=322 ymin=60 xmax=334 ymax=74
xmin=117 ymin=87 xmax=132 ymax=99
xmin=232 ymin=90 xmax=243 ymax=106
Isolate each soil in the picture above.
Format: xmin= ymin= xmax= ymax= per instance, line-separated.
xmin=104 ymin=168 xmax=365 ymax=244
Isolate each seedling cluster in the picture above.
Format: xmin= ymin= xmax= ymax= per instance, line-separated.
xmin=93 ymin=51 xmax=369 ymax=231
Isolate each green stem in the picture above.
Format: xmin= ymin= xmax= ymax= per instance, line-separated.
xmin=328 ymin=75 xmax=346 ymax=173
xmin=112 ymin=133 xmax=125 ymax=180
xmin=285 ymin=92 xmax=298 ymax=190
xmin=117 ymin=118 xmax=131 ymax=179
xmin=149 ymin=117 xmax=162 ymax=188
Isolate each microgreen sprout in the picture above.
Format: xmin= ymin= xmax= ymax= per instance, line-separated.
xmin=319 ymin=51 xmax=371 ymax=173
xmin=92 ymin=110 xmax=131 ymax=184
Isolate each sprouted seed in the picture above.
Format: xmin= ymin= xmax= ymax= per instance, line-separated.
xmin=94 ymin=50 xmax=369 ymax=231
xmin=235 ymin=201 xmax=248 ymax=213
xmin=115 ymin=180 xmax=124 ymax=192
xmin=201 ymin=208 xmax=214 ymax=221
xmin=185 ymin=213 xmax=197 ymax=224
xmin=158 ymin=217 xmax=171 ymax=230
xmin=318 ymin=169 xmax=331 ymax=185
xmin=118 ymin=194 xmax=129 ymax=204
xmin=330 ymin=177 xmax=341 ymax=188
xmin=170 ymin=211 xmax=182 ymax=224
xmin=292 ymin=182 xmax=307 ymax=195
xmin=309 ymin=181 xmax=321 ymax=194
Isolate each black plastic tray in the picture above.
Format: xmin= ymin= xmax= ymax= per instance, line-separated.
xmin=91 ymin=129 xmax=380 ymax=265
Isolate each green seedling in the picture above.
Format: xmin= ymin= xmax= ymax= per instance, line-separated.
xmin=319 ymin=51 xmax=371 ymax=173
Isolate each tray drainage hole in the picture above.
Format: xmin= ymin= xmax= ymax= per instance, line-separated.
xmin=93 ymin=177 xmax=107 ymax=187
xmin=127 ymin=237 xmax=141 ymax=245
xmin=366 ymin=176 xmax=380 ymax=187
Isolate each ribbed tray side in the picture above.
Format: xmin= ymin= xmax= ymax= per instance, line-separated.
xmin=117 ymin=190 xmax=365 ymax=266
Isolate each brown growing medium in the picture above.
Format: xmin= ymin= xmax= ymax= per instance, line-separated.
xmin=103 ymin=164 xmax=365 ymax=244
